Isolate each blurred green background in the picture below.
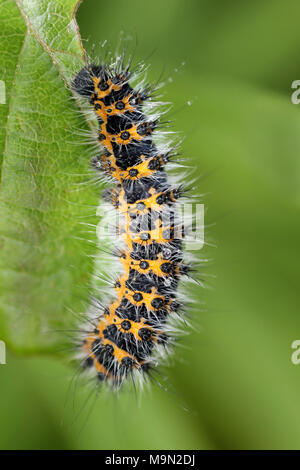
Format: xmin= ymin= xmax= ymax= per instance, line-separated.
xmin=1 ymin=0 xmax=300 ymax=449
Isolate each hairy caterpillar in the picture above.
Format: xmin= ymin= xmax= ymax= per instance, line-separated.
xmin=72 ymin=55 xmax=193 ymax=389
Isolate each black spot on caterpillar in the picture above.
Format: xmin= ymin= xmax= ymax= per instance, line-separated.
xmin=72 ymin=56 xmax=194 ymax=389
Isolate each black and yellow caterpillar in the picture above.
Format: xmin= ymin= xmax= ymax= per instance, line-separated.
xmin=72 ymin=60 xmax=190 ymax=387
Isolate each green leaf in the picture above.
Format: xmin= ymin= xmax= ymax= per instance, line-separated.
xmin=0 ymin=0 xmax=99 ymax=355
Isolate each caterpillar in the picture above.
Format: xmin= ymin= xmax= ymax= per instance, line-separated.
xmin=72 ymin=55 xmax=192 ymax=389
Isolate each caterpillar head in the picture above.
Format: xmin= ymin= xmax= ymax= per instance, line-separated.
xmin=72 ymin=64 xmax=128 ymax=99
